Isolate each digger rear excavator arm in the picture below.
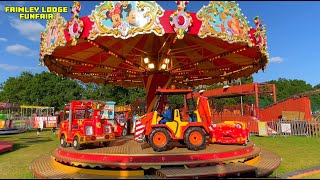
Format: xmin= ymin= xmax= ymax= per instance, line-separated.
xmin=197 ymin=96 xmax=213 ymax=126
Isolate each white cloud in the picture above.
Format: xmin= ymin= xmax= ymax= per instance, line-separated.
xmin=0 ymin=37 xmax=8 ymax=42
xmin=9 ymin=18 xmax=45 ymax=42
xmin=5 ymin=44 xmax=37 ymax=56
xmin=0 ymin=64 xmax=40 ymax=71
xmin=269 ymin=56 xmax=284 ymax=63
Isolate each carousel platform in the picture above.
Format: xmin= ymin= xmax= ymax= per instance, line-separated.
xmin=0 ymin=128 xmax=26 ymax=135
xmin=0 ymin=141 xmax=13 ymax=154
xmin=31 ymin=136 xmax=281 ymax=179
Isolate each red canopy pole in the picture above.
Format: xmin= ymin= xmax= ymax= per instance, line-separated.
xmin=254 ymin=83 xmax=259 ymax=118
xmin=272 ymin=84 xmax=277 ymax=103
xmin=143 ymin=74 xmax=172 ymax=112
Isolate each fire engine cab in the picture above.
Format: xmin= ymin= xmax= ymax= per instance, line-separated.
xmin=58 ymin=100 xmax=115 ymax=150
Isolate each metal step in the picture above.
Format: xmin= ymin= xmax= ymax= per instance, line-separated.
xmin=155 ymin=163 xmax=257 ymax=178
xmin=31 ymin=154 xmax=159 ymax=179
xmin=249 ymin=148 xmax=282 ymax=177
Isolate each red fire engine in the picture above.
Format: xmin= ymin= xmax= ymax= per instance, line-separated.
xmin=58 ymin=100 xmax=115 ymax=150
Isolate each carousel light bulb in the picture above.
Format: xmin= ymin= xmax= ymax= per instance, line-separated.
xmin=148 ymin=63 xmax=155 ymax=69
xmin=164 ymin=58 xmax=170 ymax=64
xmin=161 ymin=64 xmax=167 ymax=69
xmin=143 ymin=57 xmax=149 ymax=64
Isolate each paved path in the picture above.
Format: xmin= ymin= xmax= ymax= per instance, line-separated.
xmin=277 ymin=166 xmax=320 ymax=179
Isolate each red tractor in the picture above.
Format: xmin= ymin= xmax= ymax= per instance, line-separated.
xmin=136 ymin=88 xmax=249 ymax=152
xmin=58 ymin=100 xmax=115 ymax=150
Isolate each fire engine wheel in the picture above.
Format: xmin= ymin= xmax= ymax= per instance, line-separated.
xmin=60 ymin=135 xmax=67 ymax=148
xmin=72 ymin=136 xmax=81 ymax=150
xmin=184 ymin=127 xmax=206 ymax=151
xmin=149 ymin=128 xmax=171 ymax=152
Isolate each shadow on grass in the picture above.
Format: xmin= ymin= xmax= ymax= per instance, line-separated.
xmin=10 ymin=136 xmax=54 ymax=151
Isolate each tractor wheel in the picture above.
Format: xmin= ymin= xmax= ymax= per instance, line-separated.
xmin=72 ymin=136 xmax=81 ymax=150
xmin=184 ymin=127 xmax=206 ymax=151
xmin=103 ymin=141 xmax=111 ymax=147
xmin=148 ymin=128 xmax=171 ymax=152
xmin=60 ymin=135 xmax=67 ymax=148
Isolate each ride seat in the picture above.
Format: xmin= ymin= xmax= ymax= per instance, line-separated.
xmin=166 ymin=109 xmax=189 ymax=138
xmin=180 ymin=107 xmax=190 ymax=121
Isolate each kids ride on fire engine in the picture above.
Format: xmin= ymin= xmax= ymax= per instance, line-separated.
xmin=136 ymin=88 xmax=249 ymax=152
xmin=58 ymin=100 xmax=115 ymax=150
xmin=102 ymin=101 xmax=128 ymax=137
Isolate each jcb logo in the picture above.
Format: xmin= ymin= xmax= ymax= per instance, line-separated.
xmin=96 ymin=122 xmax=101 ymax=128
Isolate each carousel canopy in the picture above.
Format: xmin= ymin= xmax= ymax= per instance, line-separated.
xmin=40 ymin=1 xmax=269 ymax=88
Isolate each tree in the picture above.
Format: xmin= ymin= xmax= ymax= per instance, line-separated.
xmin=0 ymin=72 xmax=34 ymax=103
xmin=314 ymin=84 xmax=320 ymax=89
xmin=1 ymin=71 xmax=318 ymax=113
xmin=0 ymin=71 xmax=84 ymax=110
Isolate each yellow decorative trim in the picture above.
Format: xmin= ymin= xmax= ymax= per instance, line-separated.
xmin=196 ymin=1 xmax=250 ymax=43
xmin=141 ymin=165 xmax=161 ymax=170
xmin=169 ymin=1 xmax=193 ymax=39
xmin=52 ymin=159 xmax=144 ymax=177
xmin=88 ymin=1 xmax=164 ymax=40
xmin=67 ymin=1 xmax=84 ymax=46
xmin=244 ymin=155 xmax=261 ymax=166
xmin=40 ymin=13 xmax=67 ymax=63
xmin=223 ymin=158 xmax=246 ymax=164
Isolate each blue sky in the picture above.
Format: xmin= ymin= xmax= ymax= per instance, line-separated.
xmin=0 ymin=1 xmax=319 ymax=87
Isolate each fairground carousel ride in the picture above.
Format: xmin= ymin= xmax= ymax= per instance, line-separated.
xmin=31 ymin=1 xmax=280 ymax=179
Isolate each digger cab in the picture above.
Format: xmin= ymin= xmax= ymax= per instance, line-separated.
xmin=151 ymin=88 xmax=201 ymax=125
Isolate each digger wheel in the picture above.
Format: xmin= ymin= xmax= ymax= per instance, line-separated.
xmin=148 ymin=128 xmax=171 ymax=152
xmin=184 ymin=127 xmax=206 ymax=151
xmin=178 ymin=140 xmax=185 ymax=145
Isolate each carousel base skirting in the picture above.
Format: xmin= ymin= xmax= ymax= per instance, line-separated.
xmin=31 ymin=136 xmax=281 ymax=178
xmin=0 ymin=141 xmax=13 ymax=154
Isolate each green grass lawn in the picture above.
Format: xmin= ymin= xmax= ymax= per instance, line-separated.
xmin=0 ymin=130 xmax=319 ymax=178
xmin=250 ymin=135 xmax=320 ymax=177
xmin=0 ymin=129 xmax=58 ymax=179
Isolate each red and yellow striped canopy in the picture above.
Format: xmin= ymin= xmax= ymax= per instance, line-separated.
xmin=40 ymin=1 xmax=269 ymax=88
